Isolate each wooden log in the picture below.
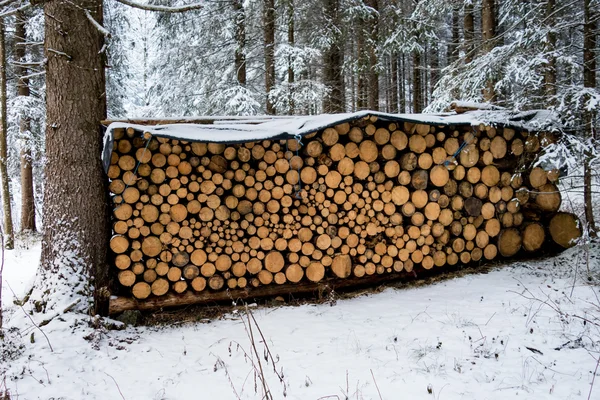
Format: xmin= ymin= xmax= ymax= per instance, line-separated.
xmin=132 ymin=282 xmax=151 ymax=299
xmin=534 ymin=183 xmax=561 ymax=212
xmin=430 ymin=165 xmax=449 ymax=187
xmin=331 ymin=254 xmax=352 ymax=278
xmin=141 ymin=236 xmax=162 ymax=257
xmin=151 ymin=278 xmax=169 ymax=296
xmin=548 ymin=212 xmax=582 ymax=248
xmin=459 ymin=144 xmax=479 ymax=167
xmin=411 ymin=170 xmax=429 ymax=190
xmin=521 ymin=222 xmax=545 ymax=252
xmin=464 ymin=197 xmax=482 ymax=217
xmin=209 ymin=275 xmax=225 ymax=290
xmin=110 ymin=235 xmax=129 ymax=254
xmin=359 ymin=141 xmax=378 ymax=163
xmin=529 ymin=167 xmax=548 ymax=189
xmin=497 ymin=228 xmax=522 ymax=257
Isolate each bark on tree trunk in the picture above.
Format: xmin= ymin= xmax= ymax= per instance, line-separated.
xmin=544 ymin=0 xmax=556 ymax=105
xmin=481 ymin=0 xmax=496 ymax=101
xmin=233 ymin=0 xmax=247 ymax=86
xmin=412 ymin=51 xmax=422 ymax=113
xmin=263 ymin=0 xmax=276 ymax=114
xmin=463 ymin=2 xmax=474 ymax=64
xmin=287 ymin=0 xmax=294 ymax=114
xmin=322 ymin=0 xmax=345 ymax=113
xmin=42 ymin=0 xmax=109 ymax=313
xmin=390 ymin=54 xmax=398 ymax=113
xmin=366 ymin=0 xmax=379 ymax=111
xmin=448 ymin=2 xmax=459 ymax=65
xmin=15 ymin=11 xmax=36 ymax=233
xmin=0 ymin=20 xmax=14 ymax=250
xmin=583 ymin=0 xmax=597 ymax=237
xmin=430 ymin=43 xmax=439 ymax=102
xmin=400 ymin=54 xmax=405 ymax=112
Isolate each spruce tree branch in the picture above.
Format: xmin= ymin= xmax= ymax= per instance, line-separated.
xmin=0 ymin=0 xmax=19 ymax=8
xmin=113 ymin=0 xmax=203 ymax=13
xmin=0 ymin=3 xmax=30 ymax=18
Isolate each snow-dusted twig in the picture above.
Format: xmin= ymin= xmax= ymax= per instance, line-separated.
xmin=589 ymin=354 xmax=600 ymax=400
xmin=84 ymin=9 xmax=111 ymax=38
xmin=39 ymin=298 xmax=81 ymax=327
xmin=5 ymin=281 xmax=54 ymax=352
xmin=114 ymin=0 xmax=204 ymax=13
xmin=19 ymin=71 xmax=46 ymax=80
xmin=370 ymin=369 xmax=383 ymax=400
xmin=104 ymin=372 xmax=126 ymax=400
xmin=47 ymin=49 xmax=72 ymax=61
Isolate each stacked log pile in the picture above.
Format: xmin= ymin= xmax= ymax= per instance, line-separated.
xmin=107 ymin=116 xmax=581 ymax=301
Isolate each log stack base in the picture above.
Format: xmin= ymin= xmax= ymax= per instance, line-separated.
xmin=106 ymin=115 xmax=581 ymax=314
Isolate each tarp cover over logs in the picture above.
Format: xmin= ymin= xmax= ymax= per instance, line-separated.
xmin=103 ymin=110 xmax=582 ymax=314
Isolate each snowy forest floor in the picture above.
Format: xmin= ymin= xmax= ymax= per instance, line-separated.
xmin=1 ymin=240 xmax=599 ymax=399
xmin=2 ymin=189 xmax=600 ymax=400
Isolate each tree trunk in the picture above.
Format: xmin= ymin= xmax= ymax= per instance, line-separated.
xmin=43 ymin=0 xmax=109 ymax=313
xmin=322 ymin=0 xmax=345 ymax=113
xmin=400 ymin=54 xmax=406 ymax=112
xmin=0 ymin=20 xmax=14 ymax=250
xmin=430 ymin=43 xmax=439 ymax=103
xmin=543 ymin=0 xmax=556 ymax=105
xmin=233 ymin=0 xmax=247 ymax=86
xmin=412 ymin=51 xmax=422 ymax=113
xmin=481 ymin=0 xmax=496 ymax=101
xmin=15 ymin=11 xmax=36 ymax=233
xmin=390 ymin=54 xmax=398 ymax=113
xmin=287 ymin=0 xmax=295 ymax=114
xmin=448 ymin=2 xmax=459 ymax=65
xmin=583 ymin=0 xmax=597 ymax=237
xmin=463 ymin=2 xmax=474 ymax=64
xmin=263 ymin=0 xmax=276 ymax=114
xmin=366 ymin=0 xmax=379 ymax=111
xmin=356 ymin=24 xmax=367 ymax=110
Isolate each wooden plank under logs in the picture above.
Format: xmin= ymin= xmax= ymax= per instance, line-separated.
xmin=108 ymin=270 xmax=417 ymax=315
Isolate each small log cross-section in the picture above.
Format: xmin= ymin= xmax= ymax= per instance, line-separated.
xmin=105 ymin=114 xmax=580 ymax=309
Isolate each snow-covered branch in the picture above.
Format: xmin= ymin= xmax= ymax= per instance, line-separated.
xmin=0 ymin=3 xmax=30 ymax=18
xmin=85 ymin=9 xmax=111 ymax=38
xmin=114 ymin=0 xmax=204 ymax=13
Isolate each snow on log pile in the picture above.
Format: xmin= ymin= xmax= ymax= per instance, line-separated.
xmin=103 ymin=111 xmax=582 ymax=314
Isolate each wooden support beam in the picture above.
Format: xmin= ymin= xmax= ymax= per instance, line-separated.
xmin=109 ymin=271 xmax=417 ymax=315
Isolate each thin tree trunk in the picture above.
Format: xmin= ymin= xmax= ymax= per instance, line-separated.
xmin=287 ymin=0 xmax=294 ymax=114
xmin=391 ymin=54 xmax=398 ymax=113
xmin=264 ymin=0 xmax=276 ymax=114
xmin=412 ymin=51 xmax=422 ymax=113
xmin=366 ymin=0 xmax=379 ymax=111
xmin=322 ymin=0 xmax=345 ymax=113
xmin=481 ymin=0 xmax=496 ymax=101
xmin=0 ymin=20 xmax=13 ymax=250
xmin=448 ymin=2 xmax=459 ymax=65
xmin=234 ymin=0 xmax=247 ymax=86
xmin=400 ymin=54 xmax=406 ymax=112
xmin=463 ymin=2 xmax=474 ymax=64
xmin=583 ymin=0 xmax=597 ymax=237
xmin=356 ymin=23 xmax=367 ymax=110
xmin=544 ymin=0 xmax=556 ymax=106
xmin=15 ymin=11 xmax=36 ymax=233
xmin=43 ymin=0 xmax=109 ymax=313
xmin=430 ymin=44 xmax=439 ymax=104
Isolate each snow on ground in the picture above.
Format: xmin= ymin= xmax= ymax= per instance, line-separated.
xmin=1 ymin=237 xmax=40 ymax=305
xmin=1 ymin=239 xmax=599 ymax=400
